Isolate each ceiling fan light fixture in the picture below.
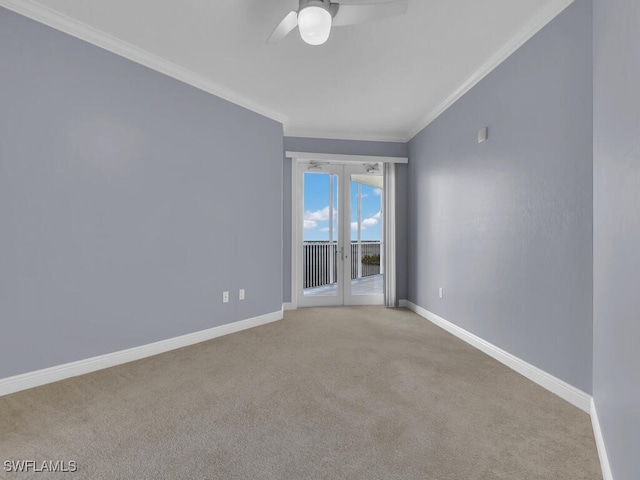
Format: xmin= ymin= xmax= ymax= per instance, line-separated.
xmin=298 ymin=5 xmax=332 ymax=46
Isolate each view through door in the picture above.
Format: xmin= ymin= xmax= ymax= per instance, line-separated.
xmin=297 ymin=162 xmax=384 ymax=307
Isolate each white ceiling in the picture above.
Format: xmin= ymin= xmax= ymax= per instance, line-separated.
xmin=4 ymin=0 xmax=573 ymax=141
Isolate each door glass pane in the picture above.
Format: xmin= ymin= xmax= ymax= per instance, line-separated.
xmin=350 ymin=173 xmax=383 ymax=296
xmin=302 ymin=172 xmax=339 ymax=297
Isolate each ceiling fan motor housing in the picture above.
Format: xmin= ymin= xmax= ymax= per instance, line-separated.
xmin=298 ymin=0 xmax=340 ymax=18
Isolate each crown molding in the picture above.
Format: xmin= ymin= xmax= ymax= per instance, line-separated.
xmin=0 ymin=0 xmax=288 ymax=125
xmin=2 ymin=0 xmax=574 ymax=143
xmin=404 ymin=0 xmax=575 ymax=142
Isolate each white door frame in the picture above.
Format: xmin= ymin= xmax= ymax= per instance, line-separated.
xmin=289 ymin=153 xmax=407 ymax=310
xmin=342 ymin=163 xmax=384 ymax=306
xmin=295 ymin=161 xmax=344 ymax=307
xmin=291 ymin=156 xmax=400 ymax=308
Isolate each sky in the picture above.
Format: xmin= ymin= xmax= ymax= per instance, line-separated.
xmin=303 ymin=172 xmax=382 ymax=242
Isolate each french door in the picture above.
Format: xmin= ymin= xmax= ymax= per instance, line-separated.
xmin=296 ymin=161 xmax=384 ymax=307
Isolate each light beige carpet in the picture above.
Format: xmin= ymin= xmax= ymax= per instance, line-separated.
xmin=0 ymin=307 xmax=601 ymax=479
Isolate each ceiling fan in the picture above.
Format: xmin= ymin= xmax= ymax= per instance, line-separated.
xmin=268 ymin=0 xmax=408 ymax=46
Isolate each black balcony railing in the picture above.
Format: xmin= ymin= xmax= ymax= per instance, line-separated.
xmin=303 ymin=241 xmax=381 ymax=289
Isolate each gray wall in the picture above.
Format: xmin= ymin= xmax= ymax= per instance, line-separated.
xmin=282 ymin=137 xmax=408 ymax=303
xmin=407 ymin=1 xmax=593 ymax=393
xmin=0 ymin=8 xmax=283 ymax=379
xmin=593 ymin=0 xmax=640 ymax=477
xmin=284 ymin=137 xmax=408 ymax=158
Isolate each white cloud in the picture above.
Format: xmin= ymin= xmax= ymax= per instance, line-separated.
xmin=362 ymin=217 xmax=379 ymax=228
xmin=304 ymin=220 xmax=318 ymax=229
xmin=304 ymin=206 xmax=331 ymax=222
xmin=320 ymin=227 xmax=330 ymax=232
xmin=373 ymin=188 xmax=382 ymax=196
xmin=352 ymin=211 xmax=381 ymax=230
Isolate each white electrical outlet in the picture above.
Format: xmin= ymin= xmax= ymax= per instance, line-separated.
xmin=222 ymin=291 xmax=229 ymax=303
xmin=439 ymin=287 xmax=444 ymax=299
xmin=239 ymin=289 xmax=245 ymax=300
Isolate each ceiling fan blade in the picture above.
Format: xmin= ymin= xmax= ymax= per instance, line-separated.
xmin=267 ymin=11 xmax=298 ymax=44
xmin=332 ymin=0 xmax=408 ymax=27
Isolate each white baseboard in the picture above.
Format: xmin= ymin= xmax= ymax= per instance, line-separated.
xmin=282 ymin=302 xmax=296 ymax=311
xmin=0 ymin=309 xmax=283 ymax=397
xmin=590 ymin=399 xmax=614 ymax=480
xmin=399 ymin=300 xmax=591 ymax=413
